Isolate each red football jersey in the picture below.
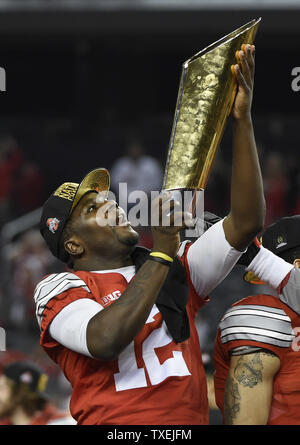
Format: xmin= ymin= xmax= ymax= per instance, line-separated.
xmin=34 ymin=244 xmax=209 ymax=425
xmin=213 ymin=294 xmax=300 ymax=425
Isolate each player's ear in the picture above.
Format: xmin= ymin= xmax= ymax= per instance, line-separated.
xmin=64 ymin=237 xmax=85 ymax=257
xmin=293 ymin=258 xmax=300 ymax=269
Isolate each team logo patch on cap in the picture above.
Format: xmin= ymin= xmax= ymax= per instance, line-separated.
xmin=20 ymin=371 xmax=33 ymax=384
xmin=47 ymin=217 xmax=60 ymax=234
xmin=275 ymin=235 xmax=287 ymax=249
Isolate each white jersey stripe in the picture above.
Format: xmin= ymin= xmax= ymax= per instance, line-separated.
xmin=220 ymin=326 xmax=294 ymax=342
xmin=36 ymin=278 xmax=86 ymax=306
xmin=34 ymin=272 xmax=69 ymax=301
xmin=36 ymin=280 xmax=90 ymax=314
xmin=221 ymin=308 xmax=291 ymax=323
xmin=37 ymin=287 xmax=89 ymax=322
xmin=34 ymin=272 xmax=91 ymax=328
xmin=34 ymin=273 xmax=60 ymax=297
xmin=222 ymin=333 xmax=292 ymax=348
xmin=224 ymin=304 xmax=286 ymax=316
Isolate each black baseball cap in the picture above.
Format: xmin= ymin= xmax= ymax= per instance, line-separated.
xmin=3 ymin=361 xmax=49 ymax=396
xmin=244 ymin=215 xmax=300 ymax=284
xmin=40 ymin=168 xmax=110 ymax=262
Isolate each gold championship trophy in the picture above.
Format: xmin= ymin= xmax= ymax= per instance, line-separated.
xmin=162 ymin=18 xmax=261 ymax=234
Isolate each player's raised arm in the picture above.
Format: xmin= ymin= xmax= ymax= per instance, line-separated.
xmin=223 ymin=44 xmax=265 ymax=251
xmin=183 ymin=45 xmax=265 ymax=299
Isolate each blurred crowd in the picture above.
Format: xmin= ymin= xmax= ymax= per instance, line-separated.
xmin=0 ymin=112 xmax=299 ymax=423
xmin=0 ymin=135 xmax=44 ymax=227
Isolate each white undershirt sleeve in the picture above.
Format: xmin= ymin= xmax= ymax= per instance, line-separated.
xmin=187 ymin=218 xmax=245 ymax=297
xmin=49 ymin=298 xmax=104 ymax=357
xmin=245 ymin=246 xmax=294 ymax=290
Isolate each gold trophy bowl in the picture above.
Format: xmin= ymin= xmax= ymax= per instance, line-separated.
xmin=162 ymin=18 xmax=261 ymax=194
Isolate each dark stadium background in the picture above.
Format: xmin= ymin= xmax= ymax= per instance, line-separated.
xmin=0 ymin=6 xmax=299 ymax=190
xmin=0 ymin=1 xmax=299 ymax=425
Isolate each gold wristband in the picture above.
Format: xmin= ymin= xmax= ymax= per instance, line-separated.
xmin=150 ymin=251 xmax=174 ymax=263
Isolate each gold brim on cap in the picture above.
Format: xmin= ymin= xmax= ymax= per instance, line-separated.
xmin=71 ymin=168 xmax=110 ymax=212
xmin=243 ymin=270 xmax=265 ymax=285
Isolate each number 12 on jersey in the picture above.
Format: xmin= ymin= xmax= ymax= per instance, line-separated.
xmin=113 ymin=306 xmax=191 ymax=391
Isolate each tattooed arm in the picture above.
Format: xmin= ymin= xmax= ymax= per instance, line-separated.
xmin=224 ymin=351 xmax=280 ymax=424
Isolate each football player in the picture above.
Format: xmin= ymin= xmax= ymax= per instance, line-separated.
xmin=0 ymin=361 xmax=75 ymax=425
xmin=34 ymin=44 xmax=265 ymax=425
xmin=213 ymin=215 xmax=300 ymax=424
